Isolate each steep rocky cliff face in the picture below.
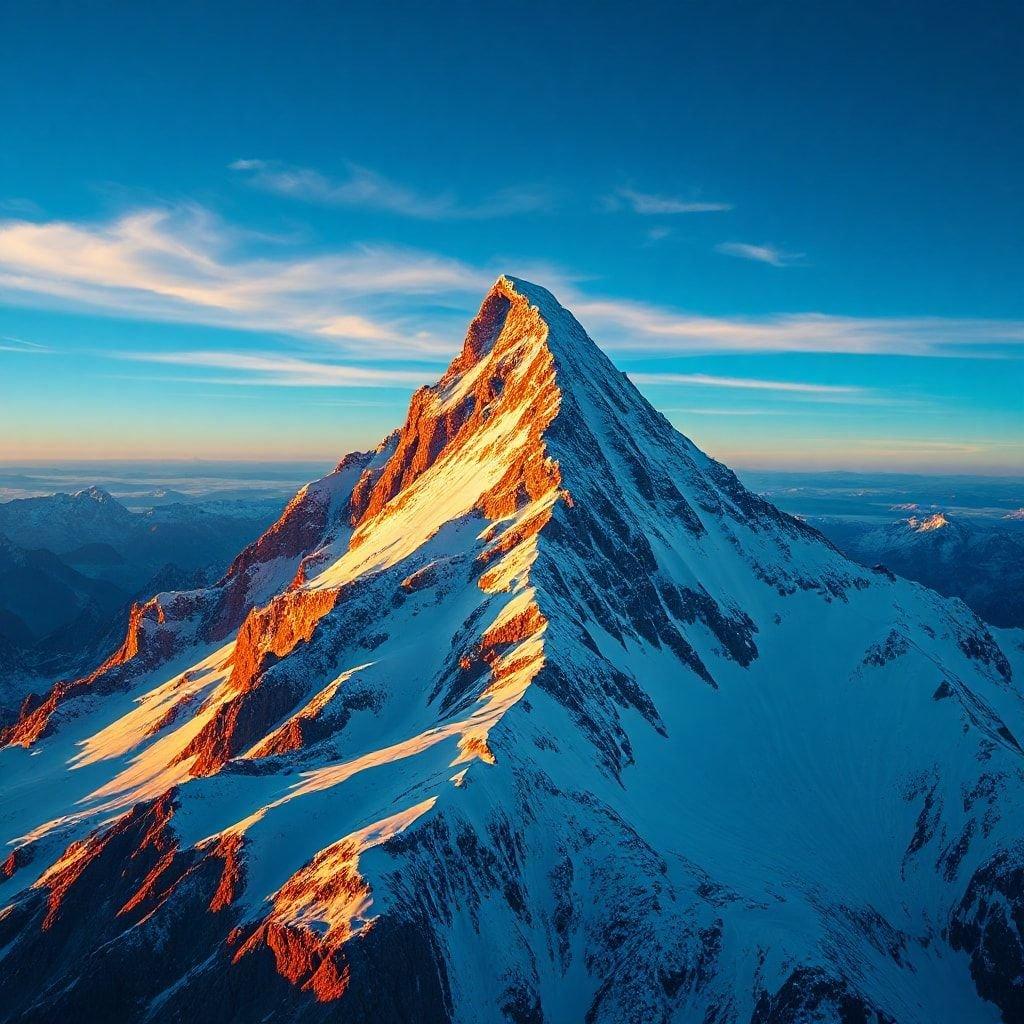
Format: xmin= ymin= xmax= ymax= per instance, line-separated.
xmin=1 ymin=278 xmax=1023 ymax=1024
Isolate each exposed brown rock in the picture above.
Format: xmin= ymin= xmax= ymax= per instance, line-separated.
xmin=177 ymin=587 xmax=340 ymax=775
xmin=348 ymin=279 xmax=563 ymax=545
xmin=233 ymin=837 xmax=368 ymax=1002
xmin=39 ymin=792 xmax=178 ymax=930
xmin=1 ymin=843 xmax=34 ymax=880
xmin=209 ymin=832 xmax=246 ymax=912
xmin=2 ymin=595 xmax=177 ymax=747
xmin=481 ymin=604 xmax=546 ymax=649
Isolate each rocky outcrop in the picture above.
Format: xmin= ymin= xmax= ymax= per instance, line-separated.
xmin=1 ymin=593 xmax=185 ymax=746
xmin=177 ymin=587 xmax=340 ymax=775
xmin=209 ymin=452 xmax=372 ymax=638
xmin=950 ymin=850 xmax=1024 ymax=1022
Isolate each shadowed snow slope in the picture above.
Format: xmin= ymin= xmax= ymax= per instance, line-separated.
xmin=2 ymin=277 xmax=1024 ymax=1024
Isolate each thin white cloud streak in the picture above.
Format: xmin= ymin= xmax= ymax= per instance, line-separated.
xmin=720 ymin=436 xmax=1024 ymax=474
xmin=0 ymin=198 xmax=43 ymax=217
xmin=715 ymin=241 xmax=803 ymax=267
xmin=112 ymin=350 xmax=429 ymax=388
xmin=2 ymin=339 xmax=45 ymax=352
xmin=802 ymin=437 xmax=1016 ymax=454
xmin=0 ymin=336 xmax=49 ymax=353
xmin=645 ymin=226 xmax=673 ymax=244
xmin=630 ymin=371 xmax=913 ymax=407
xmin=231 ymin=159 xmax=553 ymax=219
xmin=629 ymin=372 xmax=861 ymax=394
xmin=661 ymin=407 xmax=791 ymax=416
xmin=714 ymin=440 xmax=1019 ymax=473
xmin=570 ymin=296 xmax=1024 ymax=357
xmin=612 ymin=187 xmax=732 ymax=215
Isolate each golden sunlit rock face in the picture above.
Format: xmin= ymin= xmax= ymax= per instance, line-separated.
xmin=0 ymin=277 xmax=564 ymax=1013
xmin=178 ymin=587 xmax=341 ymax=776
xmin=1 ymin=278 xmax=1022 ymax=1024
xmin=208 ymin=832 xmax=246 ymax=913
xmin=347 ymin=278 xmax=562 ymax=537
xmin=1 ymin=595 xmax=172 ymax=748
xmin=909 ymin=512 xmax=950 ymax=532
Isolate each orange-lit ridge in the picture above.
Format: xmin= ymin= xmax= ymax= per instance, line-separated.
xmin=1 ymin=277 xmax=563 ymax=1005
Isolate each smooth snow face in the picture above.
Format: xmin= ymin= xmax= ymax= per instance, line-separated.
xmin=1 ymin=276 xmax=1023 ymax=1024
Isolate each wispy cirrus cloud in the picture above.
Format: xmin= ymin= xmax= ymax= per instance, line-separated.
xmin=713 ymin=435 xmax=1018 ymax=472
xmin=111 ymin=349 xmax=429 ymax=388
xmin=844 ymin=438 xmax=1010 ymax=453
xmin=770 ymin=437 xmax=1022 ymax=460
xmin=0 ymin=335 xmax=49 ymax=353
xmin=644 ymin=226 xmax=673 ymax=245
xmin=628 ymin=372 xmax=863 ymax=395
xmin=628 ymin=371 xmax=911 ymax=407
xmin=608 ymin=187 xmax=732 ymax=215
xmin=0 ymin=198 xmax=43 ymax=217
xmin=231 ymin=159 xmax=554 ymax=220
xmin=659 ymin=406 xmax=792 ymax=416
xmin=570 ymin=295 xmax=1024 ymax=357
xmin=0 ymin=204 xmax=492 ymax=356
xmin=715 ymin=241 xmax=803 ymax=267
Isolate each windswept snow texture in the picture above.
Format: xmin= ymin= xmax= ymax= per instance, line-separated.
xmin=2 ymin=277 xmax=1024 ymax=1024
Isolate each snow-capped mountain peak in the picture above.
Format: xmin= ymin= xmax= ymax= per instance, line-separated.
xmin=1 ymin=278 xmax=1022 ymax=1024
xmin=908 ymin=511 xmax=950 ymax=532
xmin=73 ymin=485 xmax=117 ymax=504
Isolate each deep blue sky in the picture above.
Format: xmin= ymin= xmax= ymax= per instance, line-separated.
xmin=1 ymin=0 xmax=1021 ymax=471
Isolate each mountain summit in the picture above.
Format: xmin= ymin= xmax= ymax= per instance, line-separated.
xmin=1 ymin=278 xmax=1023 ymax=1023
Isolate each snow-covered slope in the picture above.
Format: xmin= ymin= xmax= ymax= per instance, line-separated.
xmin=2 ymin=277 xmax=1023 ymax=1024
xmin=825 ymin=513 xmax=1024 ymax=629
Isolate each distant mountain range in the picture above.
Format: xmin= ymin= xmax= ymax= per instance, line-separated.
xmin=0 ymin=486 xmax=136 ymax=552
xmin=814 ymin=512 xmax=1024 ymax=629
xmin=0 ymin=485 xmax=282 ymax=566
xmin=0 ymin=488 xmax=282 ymax=707
xmin=740 ymin=473 xmax=1024 ymax=630
xmin=0 ymin=462 xmax=332 ymax=506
